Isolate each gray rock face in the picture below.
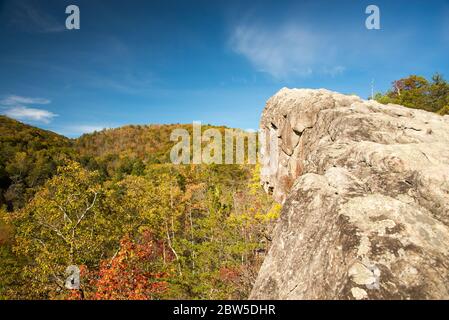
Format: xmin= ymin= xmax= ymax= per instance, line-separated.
xmin=252 ymin=88 xmax=449 ymax=300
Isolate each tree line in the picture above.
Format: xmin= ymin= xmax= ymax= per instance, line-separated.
xmin=374 ymin=73 xmax=449 ymax=115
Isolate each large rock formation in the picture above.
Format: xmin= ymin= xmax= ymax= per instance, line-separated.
xmin=251 ymin=88 xmax=449 ymax=300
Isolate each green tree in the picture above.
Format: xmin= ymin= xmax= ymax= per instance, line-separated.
xmin=375 ymin=73 xmax=449 ymax=114
xmin=13 ymin=161 xmax=125 ymax=298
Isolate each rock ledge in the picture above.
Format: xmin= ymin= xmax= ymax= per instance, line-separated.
xmin=251 ymin=88 xmax=449 ymax=300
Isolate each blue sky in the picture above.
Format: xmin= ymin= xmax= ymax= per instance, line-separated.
xmin=0 ymin=0 xmax=448 ymax=137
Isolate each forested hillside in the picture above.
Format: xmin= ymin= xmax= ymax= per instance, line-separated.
xmin=0 ymin=116 xmax=75 ymax=211
xmin=76 ymin=124 xmax=191 ymax=161
xmin=0 ymin=118 xmax=279 ymax=300
xmin=74 ymin=124 xmax=232 ymax=179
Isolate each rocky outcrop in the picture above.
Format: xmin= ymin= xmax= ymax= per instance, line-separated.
xmin=251 ymin=88 xmax=449 ymax=300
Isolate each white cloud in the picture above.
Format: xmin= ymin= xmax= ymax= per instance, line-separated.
xmin=230 ymin=23 xmax=344 ymax=79
xmin=3 ymin=106 xmax=57 ymax=123
xmin=0 ymin=95 xmax=51 ymax=106
xmin=1 ymin=95 xmax=56 ymax=123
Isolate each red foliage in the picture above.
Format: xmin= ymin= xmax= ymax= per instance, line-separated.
xmin=66 ymin=232 xmax=170 ymax=300
xmin=219 ymin=266 xmax=241 ymax=282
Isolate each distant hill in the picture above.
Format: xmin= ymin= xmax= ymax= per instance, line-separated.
xmin=0 ymin=116 xmax=74 ymax=210
xmin=73 ymin=123 xmax=239 ymax=179
xmin=75 ymin=124 xmax=192 ymax=163
xmin=0 ymin=117 xmax=234 ymax=209
xmin=74 ymin=123 xmax=231 ymax=163
xmin=0 ymin=116 xmax=71 ymax=148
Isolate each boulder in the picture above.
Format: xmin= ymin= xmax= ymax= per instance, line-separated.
xmin=252 ymin=88 xmax=449 ymax=299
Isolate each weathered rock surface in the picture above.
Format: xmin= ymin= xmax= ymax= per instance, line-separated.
xmin=251 ymin=88 xmax=449 ymax=300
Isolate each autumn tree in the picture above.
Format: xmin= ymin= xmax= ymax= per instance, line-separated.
xmin=162 ymin=164 xmax=279 ymax=299
xmin=88 ymin=232 xmax=169 ymax=300
xmin=13 ymin=161 xmax=126 ymax=298
xmin=375 ymin=73 xmax=449 ymax=114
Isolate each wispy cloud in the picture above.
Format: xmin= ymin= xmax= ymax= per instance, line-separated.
xmin=322 ymin=66 xmax=346 ymax=77
xmin=0 ymin=95 xmax=57 ymax=123
xmin=0 ymin=95 xmax=51 ymax=106
xmin=3 ymin=106 xmax=57 ymax=124
xmin=5 ymin=0 xmax=65 ymax=33
xmin=230 ymin=23 xmax=344 ymax=79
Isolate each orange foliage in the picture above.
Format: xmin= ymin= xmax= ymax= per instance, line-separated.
xmin=219 ymin=266 xmax=241 ymax=283
xmin=92 ymin=233 xmax=169 ymax=300
xmin=66 ymin=232 xmax=170 ymax=300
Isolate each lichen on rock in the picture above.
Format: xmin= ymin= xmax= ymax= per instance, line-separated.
xmin=251 ymin=88 xmax=449 ymax=300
